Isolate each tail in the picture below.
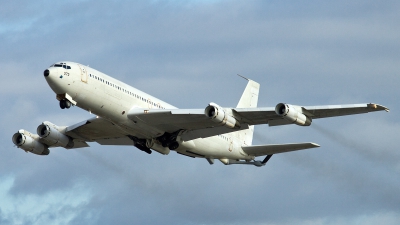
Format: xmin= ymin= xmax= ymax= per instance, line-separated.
xmin=235 ymin=76 xmax=260 ymax=146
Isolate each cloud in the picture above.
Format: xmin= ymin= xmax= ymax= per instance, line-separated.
xmin=0 ymin=176 xmax=95 ymax=225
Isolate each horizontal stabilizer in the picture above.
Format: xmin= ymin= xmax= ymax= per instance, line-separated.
xmin=242 ymin=142 xmax=320 ymax=157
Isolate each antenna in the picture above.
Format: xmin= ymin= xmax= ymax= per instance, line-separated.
xmin=237 ymin=74 xmax=249 ymax=81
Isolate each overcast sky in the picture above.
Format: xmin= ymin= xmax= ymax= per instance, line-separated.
xmin=1 ymin=0 xmax=399 ymax=224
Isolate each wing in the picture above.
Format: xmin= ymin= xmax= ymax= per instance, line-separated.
xmin=126 ymin=103 xmax=389 ymax=140
xmin=234 ymin=103 xmax=389 ymax=126
xmin=66 ymin=117 xmax=133 ymax=146
xmin=127 ymin=108 xmax=250 ymax=141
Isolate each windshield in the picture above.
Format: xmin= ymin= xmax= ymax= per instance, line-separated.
xmin=50 ymin=63 xmax=71 ymax=69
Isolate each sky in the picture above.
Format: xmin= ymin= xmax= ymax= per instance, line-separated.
xmin=0 ymin=0 xmax=399 ymax=224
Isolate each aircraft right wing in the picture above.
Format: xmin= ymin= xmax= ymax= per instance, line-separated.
xmin=234 ymin=103 xmax=389 ymax=126
xmin=127 ymin=102 xmax=389 ymax=141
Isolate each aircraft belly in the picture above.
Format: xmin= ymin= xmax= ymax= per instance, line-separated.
xmin=183 ymin=137 xmax=252 ymax=160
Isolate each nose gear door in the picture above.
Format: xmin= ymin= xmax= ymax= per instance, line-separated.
xmin=78 ymin=64 xmax=88 ymax=83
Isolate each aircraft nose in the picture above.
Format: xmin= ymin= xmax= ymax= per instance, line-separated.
xmin=44 ymin=69 xmax=50 ymax=77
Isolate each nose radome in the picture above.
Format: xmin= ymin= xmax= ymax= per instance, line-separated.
xmin=44 ymin=69 xmax=50 ymax=77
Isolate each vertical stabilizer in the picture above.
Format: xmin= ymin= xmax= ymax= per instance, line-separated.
xmin=236 ymin=77 xmax=260 ymax=108
xmin=235 ymin=77 xmax=260 ymax=146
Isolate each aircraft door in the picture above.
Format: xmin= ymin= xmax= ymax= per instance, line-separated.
xmin=78 ymin=64 xmax=88 ymax=83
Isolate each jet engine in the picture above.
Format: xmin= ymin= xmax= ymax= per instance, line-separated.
xmin=205 ymin=102 xmax=240 ymax=129
xmin=37 ymin=121 xmax=74 ymax=148
xmin=12 ymin=130 xmax=49 ymax=155
xmin=275 ymin=103 xmax=312 ymax=126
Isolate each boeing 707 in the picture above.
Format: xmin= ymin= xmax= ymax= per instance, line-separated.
xmin=12 ymin=62 xmax=389 ymax=166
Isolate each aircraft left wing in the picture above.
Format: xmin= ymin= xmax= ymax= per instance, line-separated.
xmin=66 ymin=117 xmax=132 ymax=145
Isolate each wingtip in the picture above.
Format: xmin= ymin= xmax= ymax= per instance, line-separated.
xmin=311 ymin=142 xmax=320 ymax=147
xmin=368 ymin=103 xmax=390 ymax=112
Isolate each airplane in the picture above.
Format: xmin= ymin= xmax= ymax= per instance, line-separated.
xmin=12 ymin=61 xmax=389 ymax=167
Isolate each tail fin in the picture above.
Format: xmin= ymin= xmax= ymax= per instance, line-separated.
xmin=235 ymin=77 xmax=260 ymax=146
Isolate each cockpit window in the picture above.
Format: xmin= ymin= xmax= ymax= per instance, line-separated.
xmin=52 ymin=64 xmax=71 ymax=69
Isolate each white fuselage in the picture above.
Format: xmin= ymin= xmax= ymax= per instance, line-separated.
xmin=44 ymin=61 xmax=253 ymax=161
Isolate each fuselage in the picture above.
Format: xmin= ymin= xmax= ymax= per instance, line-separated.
xmin=44 ymin=61 xmax=254 ymax=161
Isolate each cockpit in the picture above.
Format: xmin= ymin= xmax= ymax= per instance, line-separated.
xmin=50 ymin=62 xmax=71 ymax=69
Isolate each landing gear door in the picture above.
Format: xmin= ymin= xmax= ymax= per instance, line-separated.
xmin=78 ymin=64 xmax=88 ymax=83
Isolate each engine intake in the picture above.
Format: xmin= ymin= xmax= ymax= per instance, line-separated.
xmin=12 ymin=130 xmax=49 ymax=155
xmin=275 ymin=103 xmax=312 ymax=126
xmin=205 ymin=102 xmax=240 ymax=129
xmin=37 ymin=121 xmax=74 ymax=148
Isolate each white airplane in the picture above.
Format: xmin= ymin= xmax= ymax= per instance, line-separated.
xmin=12 ymin=61 xmax=389 ymax=166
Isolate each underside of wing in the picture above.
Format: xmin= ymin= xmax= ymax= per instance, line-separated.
xmin=66 ymin=117 xmax=132 ymax=145
xmin=127 ymin=108 xmax=248 ymax=140
xmin=303 ymin=103 xmax=389 ymax=118
xmin=123 ymin=102 xmax=389 ymax=140
xmin=233 ymin=107 xmax=279 ymax=125
xmin=234 ymin=103 xmax=389 ymax=127
xmin=127 ymin=108 xmax=215 ymax=133
xmin=242 ymin=142 xmax=320 ymax=157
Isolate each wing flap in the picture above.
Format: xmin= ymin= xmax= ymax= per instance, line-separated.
xmin=95 ymin=136 xmax=133 ymax=145
xmin=180 ymin=124 xmax=250 ymax=141
xmin=242 ymin=142 xmax=320 ymax=156
xmin=71 ymin=140 xmax=90 ymax=148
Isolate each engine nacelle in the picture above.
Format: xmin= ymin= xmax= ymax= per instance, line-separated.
xmin=275 ymin=103 xmax=312 ymax=126
xmin=37 ymin=121 xmax=74 ymax=148
xmin=12 ymin=130 xmax=49 ymax=155
xmin=205 ymin=102 xmax=240 ymax=129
